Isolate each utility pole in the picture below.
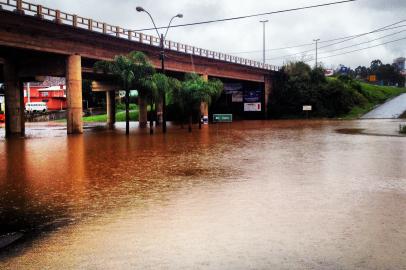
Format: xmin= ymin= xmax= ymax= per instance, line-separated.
xmin=260 ymin=20 xmax=269 ymax=64
xmin=313 ymin=38 xmax=320 ymax=68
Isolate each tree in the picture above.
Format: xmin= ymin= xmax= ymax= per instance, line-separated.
xmin=172 ymin=73 xmax=223 ymax=132
xmin=167 ymin=77 xmax=184 ymax=127
xmin=370 ymin=59 xmax=383 ymax=73
xmin=94 ymin=51 xmax=155 ymax=135
xmin=268 ymin=62 xmax=365 ymax=118
xmin=152 ymin=73 xmax=171 ymax=128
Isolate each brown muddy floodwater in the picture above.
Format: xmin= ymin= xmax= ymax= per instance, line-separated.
xmin=0 ymin=120 xmax=405 ymax=270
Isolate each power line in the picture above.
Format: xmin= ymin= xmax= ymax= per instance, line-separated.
xmin=318 ymin=29 xmax=406 ymax=55
xmin=304 ymin=36 xmax=406 ymax=62
xmin=268 ymin=19 xmax=406 ymax=60
xmin=134 ymin=0 xmax=357 ymax=32
xmin=229 ymin=24 xmax=406 ymax=55
xmin=286 ymin=28 xmax=406 ymax=62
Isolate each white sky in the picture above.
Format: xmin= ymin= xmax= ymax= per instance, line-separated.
xmin=28 ymin=0 xmax=406 ymax=69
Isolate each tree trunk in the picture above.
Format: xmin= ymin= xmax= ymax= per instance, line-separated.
xmin=150 ymin=102 xmax=154 ymax=135
xmin=188 ymin=114 xmax=192 ymax=132
xmin=125 ymin=89 xmax=130 ymax=135
xmin=138 ymin=93 xmax=148 ymax=128
xmin=162 ymin=93 xmax=167 ymax=133
xmin=198 ymin=111 xmax=202 ymax=129
xmin=155 ymin=100 xmax=161 ymax=127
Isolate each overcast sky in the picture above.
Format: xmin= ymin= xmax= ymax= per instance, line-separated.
xmin=28 ymin=0 xmax=406 ymax=69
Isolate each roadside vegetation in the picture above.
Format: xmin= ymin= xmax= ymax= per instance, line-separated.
xmin=400 ymin=124 xmax=406 ymax=134
xmin=83 ymin=104 xmax=139 ymax=123
xmin=169 ymin=73 xmax=223 ymax=132
xmin=93 ymin=50 xmax=223 ymax=133
xmin=268 ymin=62 xmax=406 ymax=119
xmin=345 ymin=82 xmax=406 ymax=119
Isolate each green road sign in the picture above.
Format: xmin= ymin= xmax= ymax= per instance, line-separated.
xmin=213 ymin=114 xmax=233 ymax=123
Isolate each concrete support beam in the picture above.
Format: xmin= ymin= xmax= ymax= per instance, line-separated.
xmin=138 ymin=93 xmax=147 ymax=128
xmin=66 ymin=54 xmax=83 ymax=134
xmin=264 ymin=75 xmax=272 ymax=119
xmin=106 ymin=90 xmax=116 ymax=129
xmin=156 ymin=100 xmax=163 ymax=125
xmin=3 ymin=59 xmax=24 ymax=137
xmin=201 ymin=74 xmax=209 ymax=124
xmin=91 ymin=81 xmax=119 ymax=92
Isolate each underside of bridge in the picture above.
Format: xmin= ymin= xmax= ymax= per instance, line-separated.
xmin=0 ymin=45 xmax=273 ymax=137
xmin=0 ymin=7 xmax=275 ymax=137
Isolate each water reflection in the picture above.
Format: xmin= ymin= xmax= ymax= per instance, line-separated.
xmin=0 ymin=120 xmax=405 ymax=269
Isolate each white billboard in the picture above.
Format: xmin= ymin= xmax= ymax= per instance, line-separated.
xmin=244 ymin=103 xmax=261 ymax=112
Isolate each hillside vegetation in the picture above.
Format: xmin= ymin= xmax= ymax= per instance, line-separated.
xmin=345 ymin=82 xmax=406 ymax=119
xmin=268 ymin=62 xmax=406 ymax=119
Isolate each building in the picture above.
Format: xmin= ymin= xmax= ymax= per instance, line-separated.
xmin=393 ymin=57 xmax=406 ymax=87
xmin=393 ymin=57 xmax=405 ymax=71
xmin=24 ymin=77 xmax=67 ymax=111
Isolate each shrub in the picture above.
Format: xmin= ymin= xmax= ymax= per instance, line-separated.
xmin=400 ymin=124 xmax=406 ymax=134
xmin=268 ymin=62 xmax=367 ymax=118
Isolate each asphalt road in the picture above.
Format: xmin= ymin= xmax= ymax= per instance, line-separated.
xmin=362 ymin=93 xmax=406 ymax=119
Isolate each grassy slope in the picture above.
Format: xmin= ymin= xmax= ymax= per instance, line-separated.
xmin=56 ymin=110 xmax=139 ymax=123
xmin=83 ymin=110 xmax=139 ymax=122
xmin=344 ymin=82 xmax=406 ymax=119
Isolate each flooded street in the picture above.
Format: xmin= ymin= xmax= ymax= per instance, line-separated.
xmin=0 ymin=120 xmax=405 ymax=269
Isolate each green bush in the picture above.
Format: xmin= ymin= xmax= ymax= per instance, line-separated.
xmin=400 ymin=124 xmax=406 ymax=134
xmin=268 ymin=62 xmax=406 ymax=119
xmin=268 ymin=62 xmax=367 ymax=118
xmin=116 ymin=103 xmax=138 ymax=111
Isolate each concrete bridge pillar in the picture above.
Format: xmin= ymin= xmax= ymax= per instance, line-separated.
xmin=3 ymin=59 xmax=25 ymax=137
xmin=264 ymin=75 xmax=272 ymax=118
xmin=156 ymin=101 xmax=163 ymax=126
xmin=66 ymin=54 xmax=83 ymax=134
xmin=201 ymin=74 xmax=209 ymax=123
xmin=106 ymin=90 xmax=116 ymax=129
xmin=138 ymin=93 xmax=147 ymax=128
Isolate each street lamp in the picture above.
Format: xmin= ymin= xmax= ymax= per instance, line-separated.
xmin=259 ymin=20 xmax=269 ymax=64
xmin=136 ymin=7 xmax=183 ymax=133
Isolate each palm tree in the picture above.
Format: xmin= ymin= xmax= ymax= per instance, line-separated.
xmin=127 ymin=52 xmax=156 ymax=131
xmin=152 ymin=73 xmax=171 ymax=128
xmin=167 ymin=77 xmax=184 ymax=128
xmin=94 ymin=51 xmax=155 ymax=135
xmin=176 ymin=73 xmax=223 ymax=132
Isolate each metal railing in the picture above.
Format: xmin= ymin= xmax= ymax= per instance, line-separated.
xmin=0 ymin=0 xmax=281 ymax=71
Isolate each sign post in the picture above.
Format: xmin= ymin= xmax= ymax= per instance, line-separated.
xmin=213 ymin=114 xmax=233 ymax=123
xmin=303 ymin=105 xmax=312 ymax=119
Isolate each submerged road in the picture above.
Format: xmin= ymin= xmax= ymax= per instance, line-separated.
xmin=362 ymin=93 xmax=406 ymax=119
xmin=0 ymin=120 xmax=405 ymax=270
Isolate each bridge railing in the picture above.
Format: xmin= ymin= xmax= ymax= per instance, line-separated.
xmin=0 ymin=0 xmax=281 ymax=72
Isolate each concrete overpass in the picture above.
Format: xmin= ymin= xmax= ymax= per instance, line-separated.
xmin=0 ymin=0 xmax=279 ymax=137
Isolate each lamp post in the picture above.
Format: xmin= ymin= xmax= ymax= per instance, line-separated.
xmin=136 ymin=7 xmax=183 ymax=134
xmin=259 ymin=20 xmax=269 ymax=64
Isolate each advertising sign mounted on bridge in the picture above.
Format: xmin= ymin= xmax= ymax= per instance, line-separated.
xmin=244 ymin=90 xmax=262 ymax=103
xmin=224 ymin=83 xmax=243 ymax=103
xmin=232 ymin=92 xmax=243 ymax=102
xmin=224 ymin=83 xmax=243 ymax=93
xmin=244 ymin=103 xmax=261 ymax=112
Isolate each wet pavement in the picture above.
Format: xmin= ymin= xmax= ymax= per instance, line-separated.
xmin=362 ymin=93 xmax=406 ymax=119
xmin=0 ymin=120 xmax=405 ymax=269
